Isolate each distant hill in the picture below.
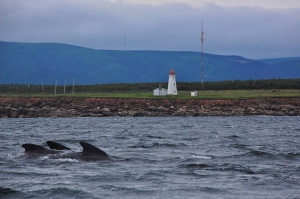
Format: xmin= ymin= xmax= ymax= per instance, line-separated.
xmin=0 ymin=41 xmax=299 ymax=85
xmin=259 ymin=57 xmax=300 ymax=65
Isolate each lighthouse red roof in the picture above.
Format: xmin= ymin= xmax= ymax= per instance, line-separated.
xmin=169 ymin=69 xmax=175 ymax=75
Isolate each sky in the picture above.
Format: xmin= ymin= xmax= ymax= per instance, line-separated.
xmin=1 ymin=0 xmax=300 ymax=59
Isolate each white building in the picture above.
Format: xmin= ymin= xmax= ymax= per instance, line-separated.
xmin=167 ymin=69 xmax=177 ymax=95
xmin=153 ymin=88 xmax=168 ymax=96
xmin=191 ymin=91 xmax=198 ymax=96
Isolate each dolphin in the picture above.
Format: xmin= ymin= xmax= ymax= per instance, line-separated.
xmin=22 ymin=143 xmax=61 ymax=155
xmin=55 ymin=141 xmax=110 ymax=161
xmin=22 ymin=141 xmax=110 ymax=161
xmin=46 ymin=141 xmax=71 ymax=150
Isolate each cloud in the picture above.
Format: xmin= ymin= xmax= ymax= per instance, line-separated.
xmin=0 ymin=0 xmax=299 ymax=58
xmin=124 ymin=0 xmax=300 ymax=9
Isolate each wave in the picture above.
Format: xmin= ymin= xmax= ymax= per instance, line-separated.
xmin=247 ymin=150 xmax=274 ymax=157
xmin=146 ymin=135 xmax=164 ymax=139
xmin=0 ymin=187 xmax=21 ymax=198
xmin=226 ymin=135 xmax=241 ymax=139
xmin=128 ymin=142 xmax=187 ymax=149
xmin=5 ymin=152 xmax=24 ymax=159
xmin=229 ymin=143 xmax=250 ymax=150
xmin=29 ymin=187 xmax=93 ymax=199
xmin=100 ymin=184 xmax=155 ymax=196
xmin=180 ymin=163 xmax=256 ymax=174
xmin=285 ymin=152 xmax=300 ymax=158
xmin=181 ymin=163 xmax=210 ymax=169
xmin=52 ymin=158 xmax=80 ymax=163
xmin=240 ymin=150 xmax=300 ymax=160
xmin=190 ymin=155 xmax=212 ymax=160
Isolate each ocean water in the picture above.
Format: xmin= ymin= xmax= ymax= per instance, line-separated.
xmin=1 ymin=116 xmax=300 ymax=199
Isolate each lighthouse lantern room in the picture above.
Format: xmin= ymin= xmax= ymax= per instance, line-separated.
xmin=167 ymin=69 xmax=178 ymax=95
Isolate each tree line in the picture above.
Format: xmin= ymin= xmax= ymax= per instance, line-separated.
xmin=0 ymin=79 xmax=299 ymax=94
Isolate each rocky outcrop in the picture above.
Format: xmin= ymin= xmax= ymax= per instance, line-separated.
xmin=0 ymin=97 xmax=299 ymax=118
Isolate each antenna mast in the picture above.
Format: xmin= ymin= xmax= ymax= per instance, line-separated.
xmin=55 ymin=80 xmax=57 ymax=95
xmin=64 ymin=79 xmax=66 ymax=95
xmin=200 ymin=21 xmax=205 ymax=92
xmin=72 ymin=78 xmax=75 ymax=94
xmin=124 ymin=34 xmax=127 ymax=51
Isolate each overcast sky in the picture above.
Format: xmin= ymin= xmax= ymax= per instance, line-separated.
xmin=1 ymin=0 xmax=300 ymax=59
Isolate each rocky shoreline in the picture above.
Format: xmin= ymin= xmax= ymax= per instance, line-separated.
xmin=0 ymin=97 xmax=299 ymax=118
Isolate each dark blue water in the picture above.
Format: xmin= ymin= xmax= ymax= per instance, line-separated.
xmin=1 ymin=117 xmax=300 ymax=198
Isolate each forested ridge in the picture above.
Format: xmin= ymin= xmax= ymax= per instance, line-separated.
xmin=1 ymin=41 xmax=299 ymax=85
xmin=1 ymin=79 xmax=299 ymax=94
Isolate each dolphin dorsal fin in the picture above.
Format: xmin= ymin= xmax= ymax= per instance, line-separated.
xmin=80 ymin=141 xmax=109 ymax=157
xmin=22 ymin=144 xmax=48 ymax=152
xmin=47 ymin=141 xmax=71 ymax=150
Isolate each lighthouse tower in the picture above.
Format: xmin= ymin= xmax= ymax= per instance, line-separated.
xmin=167 ymin=69 xmax=177 ymax=95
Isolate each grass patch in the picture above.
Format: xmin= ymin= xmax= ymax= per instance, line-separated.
xmin=0 ymin=89 xmax=299 ymax=100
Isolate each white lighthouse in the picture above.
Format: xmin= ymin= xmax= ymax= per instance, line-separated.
xmin=167 ymin=69 xmax=177 ymax=95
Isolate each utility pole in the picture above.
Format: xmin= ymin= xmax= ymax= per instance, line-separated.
xmin=55 ymin=80 xmax=57 ymax=95
xmin=64 ymin=79 xmax=66 ymax=94
xmin=72 ymin=79 xmax=75 ymax=94
xmin=200 ymin=21 xmax=205 ymax=92
xmin=124 ymin=34 xmax=127 ymax=51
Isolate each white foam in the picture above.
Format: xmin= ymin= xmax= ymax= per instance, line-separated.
xmin=6 ymin=152 xmax=23 ymax=159
xmin=39 ymin=156 xmax=50 ymax=160
xmin=191 ymin=155 xmax=212 ymax=160
xmin=54 ymin=158 xmax=80 ymax=163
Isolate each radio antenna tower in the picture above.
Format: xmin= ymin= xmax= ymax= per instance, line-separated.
xmin=200 ymin=21 xmax=205 ymax=92
xmin=124 ymin=34 xmax=127 ymax=51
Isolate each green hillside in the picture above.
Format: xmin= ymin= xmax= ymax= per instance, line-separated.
xmin=0 ymin=41 xmax=299 ymax=85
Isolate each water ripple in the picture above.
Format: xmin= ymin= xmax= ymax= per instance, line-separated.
xmin=0 ymin=116 xmax=299 ymax=198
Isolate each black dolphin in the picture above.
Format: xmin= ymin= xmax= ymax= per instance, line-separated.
xmin=22 ymin=143 xmax=60 ymax=155
xmin=46 ymin=141 xmax=71 ymax=150
xmin=22 ymin=141 xmax=110 ymax=161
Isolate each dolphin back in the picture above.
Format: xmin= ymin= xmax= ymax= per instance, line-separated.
xmin=80 ymin=141 xmax=109 ymax=158
xmin=47 ymin=141 xmax=71 ymax=150
xmin=22 ymin=144 xmax=48 ymax=152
